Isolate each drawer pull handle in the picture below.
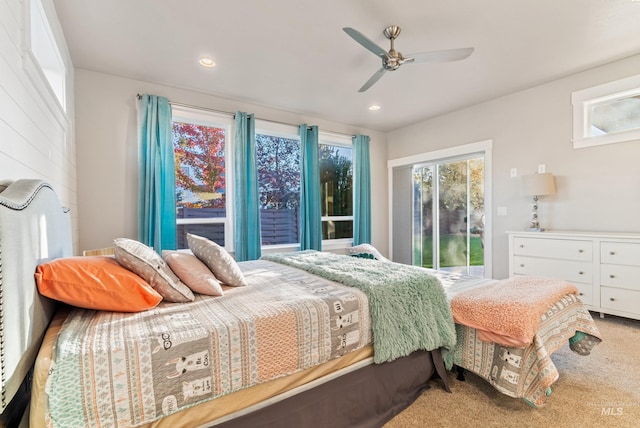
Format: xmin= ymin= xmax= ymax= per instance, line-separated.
xmin=579 ymin=292 xmax=584 ymax=296
xmin=609 ymin=274 xmax=615 ymax=279
xmin=578 ymin=249 xmax=584 ymax=253
xmin=610 ymin=297 xmax=615 ymax=302
xmin=519 ymin=244 xmax=524 ymax=248
xmin=578 ymin=271 xmax=584 ymax=275
xmin=520 ymin=264 xmax=524 ymax=268
xmin=610 ymin=251 xmax=615 ymax=255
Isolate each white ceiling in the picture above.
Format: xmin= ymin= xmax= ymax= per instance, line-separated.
xmin=52 ymin=0 xmax=640 ymax=132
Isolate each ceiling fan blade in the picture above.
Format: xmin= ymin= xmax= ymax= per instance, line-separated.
xmin=343 ymin=27 xmax=388 ymax=58
xmin=407 ymin=47 xmax=474 ymax=64
xmin=359 ymin=68 xmax=387 ymax=92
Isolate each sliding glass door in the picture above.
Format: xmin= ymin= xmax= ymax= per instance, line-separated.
xmin=413 ymin=155 xmax=485 ymax=276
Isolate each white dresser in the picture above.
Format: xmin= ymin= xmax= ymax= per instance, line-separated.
xmin=508 ymin=230 xmax=640 ymax=321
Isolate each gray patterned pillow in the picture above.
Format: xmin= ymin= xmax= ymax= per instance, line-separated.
xmin=113 ymin=238 xmax=194 ymax=302
xmin=187 ymin=233 xmax=247 ymax=286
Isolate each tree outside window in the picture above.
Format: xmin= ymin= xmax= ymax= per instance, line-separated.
xmin=173 ymin=121 xmax=226 ymax=248
xmin=172 ymin=115 xmax=355 ymax=250
xmin=320 ymin=144 xmax=353 ymax=240
xmin=256 ymin=133 xmax=300 ymax=245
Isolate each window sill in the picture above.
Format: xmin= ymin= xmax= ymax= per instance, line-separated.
xmin=259 ymin=239 xmax=354 ymax=254
xmin=573 ymin=129 xmax=640 ymax=149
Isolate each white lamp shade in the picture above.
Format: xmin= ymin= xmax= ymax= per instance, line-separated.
xmin=522 ymin=173 xmax=556 ymax=196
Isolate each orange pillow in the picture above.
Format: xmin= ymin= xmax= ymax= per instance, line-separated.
xmin=35 ymin=256 xmax=163 ymax=312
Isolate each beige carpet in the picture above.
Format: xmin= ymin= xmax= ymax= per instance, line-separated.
xmin=385 ymin=313 xmax=640 ymax=428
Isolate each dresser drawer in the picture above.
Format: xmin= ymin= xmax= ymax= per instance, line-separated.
xmin=513 ymin=237 xmax=592 ymax=261
xmin=513 ymin=256 xmax=592 ymax=284
xmin=600 ymin=264 xmax=640 ymax=291
xmin=601 ymin=242 xmax=640 ymax=266
xmin=601 ymin=287 xmax=640 ymax=315
xmin=573 ymin=282 xmax=593 ymax=306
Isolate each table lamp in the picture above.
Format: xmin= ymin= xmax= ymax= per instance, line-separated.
xmin=522 ymin=172 xmax=556 ymax=231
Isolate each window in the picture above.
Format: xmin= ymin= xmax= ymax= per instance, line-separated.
xmin=572 ymin=74 xmax=640 ymax=148
xmin=319 ymin=134 xmax=353 ymax=240
xmin=388 ymin=140 xmax=492 ymax=277
xmin=413 ymin=155 xmax=485 ymax=276
xmin=28 ymin=0 xmax=66 ymax=111
xmin=255 ymin=122 xmax=301 ymax=246
xmin=172 ymin=108 xmax=231 ymax=249
xmin=171 ymin=109 xmax=357 ymax=251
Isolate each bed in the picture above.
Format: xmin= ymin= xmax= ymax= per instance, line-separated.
xmin=1 ymin=179 xmax=452 ymax=428
xmin=0 ymin=179 xmax=601 ymax=428
xmin=432 ymin=270 xmax=602 ymax=407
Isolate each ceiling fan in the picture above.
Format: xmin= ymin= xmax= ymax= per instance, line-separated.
xmin=343 ymin=26 xmax=474 ymax=92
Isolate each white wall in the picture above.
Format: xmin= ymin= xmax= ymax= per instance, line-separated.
xmin=0 ymin=0 xmax=77 ymax=250
xmin=74 ymin=69 xmax=388 ymax=255
xmin=387 ymin=53 xmax=640 ymax=279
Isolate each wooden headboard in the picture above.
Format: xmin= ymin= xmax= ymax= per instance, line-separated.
xmin=0 ymin=179 xmax=71 ymax=423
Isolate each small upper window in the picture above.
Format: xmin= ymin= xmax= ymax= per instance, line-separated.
xmin=29 ymin=0 xmax=66 ymax=111
xmin=572 ymin=74 xmax=640 ymax=148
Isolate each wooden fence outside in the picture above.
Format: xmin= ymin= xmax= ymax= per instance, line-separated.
xmin=176 ymin=207 xmax=298 ymax=249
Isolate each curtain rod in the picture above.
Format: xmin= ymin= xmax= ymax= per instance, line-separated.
xmin=136 ymin=94 xmax=356 ymax=137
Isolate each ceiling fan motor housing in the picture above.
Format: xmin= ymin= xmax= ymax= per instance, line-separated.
xmin=383 ymin=26 xmax=406 ymax=70
xmin=383 ymin=26 xmax=402 ymax=40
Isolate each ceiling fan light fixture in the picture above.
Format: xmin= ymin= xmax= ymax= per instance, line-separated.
xmin=344 ymin=25 xmax=474 ymax=92
xmin=199 ymin=57 xmax=216 ymax=68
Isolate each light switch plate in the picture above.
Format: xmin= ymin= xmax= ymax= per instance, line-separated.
xmin=538 ymin=164 xmax=546 ymax=173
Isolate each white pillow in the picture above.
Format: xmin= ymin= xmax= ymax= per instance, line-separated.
xmin=163 ymin=250 xmax=224 ymax=296
xmin=113 ymin=238 xmax=194 ymax=302
xmin=187 ymin=234 xmax=247 ymax=286
xmin=348 ymin=243 xmax=390 ymax=262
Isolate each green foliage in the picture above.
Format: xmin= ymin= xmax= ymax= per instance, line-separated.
xmin=413 ymin=158 xmax=484 ymax=213
xmin=319 ymin=145 xmax=353 ymax=216
xmin=415 ymin=235 xmax=484 ymax=268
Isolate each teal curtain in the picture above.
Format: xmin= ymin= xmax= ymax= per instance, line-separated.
xmin=299 ymin=125 xmax=322 ymax=250
xmin=234 ymin=112 xmax=261 ymax=261
xmin=138 ymin=94 xmax=176 ymax=252
xmin=353 ymin=134 xmax=371 ymax=244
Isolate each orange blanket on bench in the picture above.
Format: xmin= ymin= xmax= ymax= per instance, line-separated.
xmin=450 ymin=276 xmax=578 ymax=347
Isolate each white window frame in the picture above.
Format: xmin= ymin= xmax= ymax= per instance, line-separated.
xmin=171 ymin=106 xmax=235 ymax=251
xmin=319 ymin=131 xmax=354 ymax=250
xmin=23 ymin=0 xmax=68 ymax=125
xmin=255 ymin=120 xmax=302 ymax=253
xmin=387 ymin=140 xmax=493 ymax=277
xmin=572 ymin=74 xmax=640 ymax=149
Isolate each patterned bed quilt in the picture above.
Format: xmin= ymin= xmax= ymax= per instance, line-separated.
xmin=45 ymin=254 xmax=600 ymax=427
xmin=46 ymin=260 xmax=373 ymax=428
xmin=46 ymin=253 xmax=459 ymax=427
xmin=433 ymin=269 xmax=602 ymax=407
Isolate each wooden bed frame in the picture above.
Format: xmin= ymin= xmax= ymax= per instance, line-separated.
xmin=0 ymin=179 xmax=448 ymax=427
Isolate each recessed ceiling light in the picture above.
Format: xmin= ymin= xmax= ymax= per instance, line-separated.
xmin=368 ymin=105 xmax=381 ymax=111
xmin=199 ymin=57 xmax=216 ymax=68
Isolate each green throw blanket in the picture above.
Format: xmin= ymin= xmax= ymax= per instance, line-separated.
xmin=261 ymin=251 xmax=456 ymax=366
